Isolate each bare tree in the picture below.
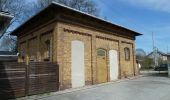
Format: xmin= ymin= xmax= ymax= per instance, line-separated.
xmin=0 ymin=0 xmax=99 ymax=51
xmin=0 ymin=0 xmax=37 ymax=34
xmin=0 ymin=0 xmax=37 ymax=51
xmin=0 ymin=35 xmax=17 ymax=51
xmin=36 ymin=0 xmax=99 ymax=16
xmin=1 ymin=0 xmax=23 ymax=25
xmin=136 ymin=48 xmax=146 ymax=60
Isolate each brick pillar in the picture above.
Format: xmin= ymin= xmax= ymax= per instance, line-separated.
xmin=91 ymin=34 xmax=97 ymax=84
xmin=53 ymin=23 xmax=64 ymax=90
xmin=132 ymin=43 xmax=138 ymax=76
xmin=118 ymin=40 xmax=122 ymax=79
xmin=55 ymin=23 xmax=72 ymax=90
xmin=52 ymin=23 xmax=63 ymax=89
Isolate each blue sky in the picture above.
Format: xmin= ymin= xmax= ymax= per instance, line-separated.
xmin=94 ymin=0 xmax=170 ymax=54
xmin=2 ymin=0 xmax=169 ymax=53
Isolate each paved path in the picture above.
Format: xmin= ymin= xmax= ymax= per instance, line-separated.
xmin=21 ymin=72 xmax=170 ymax=100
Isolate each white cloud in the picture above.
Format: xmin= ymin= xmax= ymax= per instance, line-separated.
xmin=120 ymin=0 xmax=170 ymax=13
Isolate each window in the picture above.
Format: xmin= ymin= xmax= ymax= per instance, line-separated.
xmin=44 ymin=40 xmax=51 ymax=61
xmin=97 ymin=49 xmax=106 ymax=56
xmin=124 ymin=47 xmax=130 ymax=61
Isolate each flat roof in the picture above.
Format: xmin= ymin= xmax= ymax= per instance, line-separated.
xmin=11 ymin=2 xmax=142 ymax=36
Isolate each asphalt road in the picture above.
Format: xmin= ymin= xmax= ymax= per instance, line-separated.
xmin=24 ymin=71 xmax=170 ymax=100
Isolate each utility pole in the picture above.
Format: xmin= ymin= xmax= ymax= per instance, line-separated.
xmin=152 ymin=32 xmax=155 ymax=67
xmin=167 ymin=46 xmax=169 ymax=53
xmin=152 ymin=32 xmax=154 ymax=51
xmin=152 ymin=32 xmax=158 ymax=67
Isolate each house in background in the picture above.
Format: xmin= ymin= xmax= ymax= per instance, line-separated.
xmin=0 ymin=11 xmax=13 ymax=35
xmin=0 ymin=51 xmax=17 ymax=62
xmin=166 ymin=53 xmax=170 ymax=62
xmin=11 ymin=2 xmax=141 ymax=90
xmin=148 ymin=50 xmax=168 ymax=61
xmin=147 ymin=50 xmax=170 ymax=66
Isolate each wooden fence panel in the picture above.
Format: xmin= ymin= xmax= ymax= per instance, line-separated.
xmin=28 ymin=62 xmax=59 ymax=95
xmin=0 ymin=62 xmax=26 ymax=99
xmin=0 ymin=62 xmax=59 ymax=99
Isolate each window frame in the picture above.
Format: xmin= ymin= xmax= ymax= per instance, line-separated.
xmin=44 ymin=40 xmax=51 ymax=61
xmin=124 ymin=47 xmax=130 ymax=61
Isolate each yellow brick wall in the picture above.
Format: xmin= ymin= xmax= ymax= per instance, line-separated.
xmin=120 ymin=42 xmax=134 ymax=78
xmin=40 ymin=33 xmax=52 ymax=61
xmin=18 ymin=23 xmax=55 ymax=63
xmin=55 ymin=21 xmax=136 ymax=89
xmin=54 ymin=22 xmax=92 ymax=89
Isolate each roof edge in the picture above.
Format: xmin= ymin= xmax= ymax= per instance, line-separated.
xmin=51 ymin=2 xmax=142 ymax=36
xmin=11 ymin=2 xmax=142 ymax=36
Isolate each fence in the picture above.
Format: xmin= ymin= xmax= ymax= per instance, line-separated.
xmin=0 ymin=62 xmax=59 ymax=99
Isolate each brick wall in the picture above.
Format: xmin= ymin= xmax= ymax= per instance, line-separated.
xmin=18 ymin=23 xmax=55 ymax=63
xmin=55 ymin=22 xmax=136 ymax=89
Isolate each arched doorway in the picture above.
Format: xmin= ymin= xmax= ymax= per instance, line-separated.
xmin=96 ymin=49 xmax=107 ymax=83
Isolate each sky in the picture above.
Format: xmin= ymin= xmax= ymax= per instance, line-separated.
xmin=1 ymin=0 xmax=170 ymax=53
xmin=94 ymin=0 xmax=170 ymax=54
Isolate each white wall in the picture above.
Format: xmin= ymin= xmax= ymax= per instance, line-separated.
xmin=71 ymin=40 xmax=85 ymax=88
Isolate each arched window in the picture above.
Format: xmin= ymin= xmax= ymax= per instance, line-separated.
xmin=124 ymin=47 xmax=130 ymax=61
xmin=97 ymin=49 xmax=106 ymax=57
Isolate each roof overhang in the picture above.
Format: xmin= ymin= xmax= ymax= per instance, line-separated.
xmin=0 ymin=11 xmax=13 ymax=35
xmin=10 ymin=2 xmax=142 ymax=37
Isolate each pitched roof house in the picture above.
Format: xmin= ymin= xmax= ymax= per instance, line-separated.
xmin=11 ymin=2 xmax=142 ymax=90
xmin=148 ymin=50 xmax=168 ymax=61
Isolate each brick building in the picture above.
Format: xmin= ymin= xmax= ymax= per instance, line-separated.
xmin=11 ymin=2 xmax=141 ymax=89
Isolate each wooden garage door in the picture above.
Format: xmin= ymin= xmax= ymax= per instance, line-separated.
xmin=97 ymin=49 xmax=107 ymax=83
